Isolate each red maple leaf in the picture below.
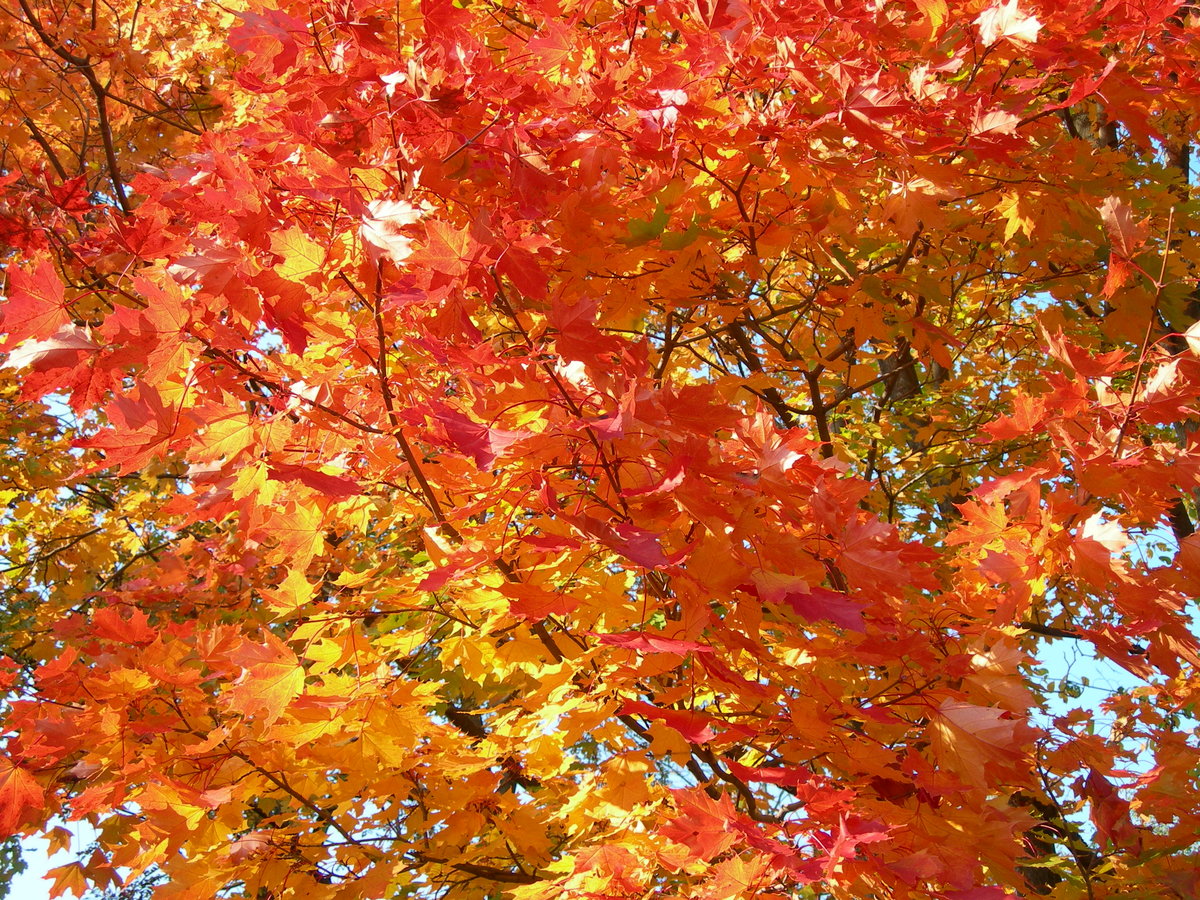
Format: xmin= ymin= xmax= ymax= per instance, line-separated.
xmin=0 ymin=758 xmax=43 ymax=836
xmin=1 ymin=261 xmax=68 ymax=347
xmin=598 ymin=632 xmax=713 ymax=654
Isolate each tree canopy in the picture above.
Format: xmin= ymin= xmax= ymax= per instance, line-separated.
xmin=1 ymin=0 xmax=1199 ymax=897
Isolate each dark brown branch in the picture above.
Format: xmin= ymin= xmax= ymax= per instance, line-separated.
xmin=726 ymin=320 xmax=801 ymax=428
xmin=693 ymin=745 xmax=779 ymax=822
xmin=1167 ymin=498 xmax=1195 ymax=540
xmin=894 ymin=223 xmax=924 ymax=273
xmin=80 ymin=68 xmax=130 ymax=213
xmin=804 ymin=371 xmax=834 ymax=459
xmin=1019 ymin=621 xmax=1082 ymax=640
xmin=22 ymin=116 xmax=69 ymax=179
xmin=414 ymin=853 xmax=539 ymax=885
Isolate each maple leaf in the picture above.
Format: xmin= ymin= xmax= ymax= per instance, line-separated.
xmin=976 ymin=0 xmax=1042 ymax=46
xmin=660 ymin=790 xmax=739 ymax=861
xmin=622 ymin=454 xmax=688 ymax=497
xmin=228 ymin=8 xmax=306 ymax=75
xmin=166 ymin=238 xmax=241 ymax=293
xmin=1099 ymin=196 xmax=1149 ymax=259
xmin=620 ymin=700 xmax=716 ymax=744
xmin=750 ymin=570 xmax=867 ymax=630
xmin=500 ymin=581 xmax=579 ymax=619
xmin=1 ymin=261 xmax=68 ymax=347
xmin=611 ymin=522 xmax=679 ymax=569
xmin=1099 ymin=196 xmax=1149 ymax=296
xmin=640 ymin=88 xmax=689 ymax=131
xmin=549 ymin=296 xmax=631 ymax=367
xmin=435 ymin=407 xmax=526 ymax=468
xmin=1042 ymin=329 xmax=1131 ymax=377
xmin=837 ymin=517 xmax=910 ymax=593
xmin=228 ymin=830 xmax=275 ymax=863
xmin=0 ymin=758 xmax=42 ymax=835
xmin=822 ymin=815 xmax=890 ymax=875
xmin=972 ymin=107 xmax=1021 ymax=136
xmin=361 ymin=199 xmax=425 ymax=265
xmin=589 ymin=383 xmax=638 ymax=440
xmin=3 ymin=324 xmax=98 ymax=371
xmin=913 ymin=0 xmax=949 ymax=32
xmin=784 ymin=587 xmax=867 ymax=632
xmin=983 ymin=392 xmax=1046 ymax=440
xmin=931 ymin=701 xmax=1030 ymax=787
xmin=267 ymin=498 xmax=328 ymax=570
xmin=840 ymin=71 xmax=906 ymax=135
xmin=994 ymin=192 xmax=1034 ymax=243
xmin=224 ymin=640 xmax=305 ymax=724
xmin=267 ymin=463 xmax=363 ymax=498
xmin=1083 ymin=769 xmax=1138 ymax=849
xmin=415 ymin=219 xmax=479 ymax=278
xmin=739 ymin=406 xmax=809 ymax=473
xmin=706 ymin=855 xmax=773 ymax=900
xmin=1052 ymin=58 xmax=1119 ymax=110
xmin=271 ymin=226 xmax=327 ymax=282
xmin=598 ymin=632 xmax=713 ymax=654
xmin=1185 ymin=319 xmax=1200 ymax=357
xmin=84 ymin=379 xmax=176 ymax=473
xmin=723 ymin=758 xmax=809 ymax=788
xmin=47 ymin=862 xmax=89 ymax=899
xmin=89 ymin=606 xmax=157 ymax=645
xmin=1072 ymin=513 xmax=1129 ymax=584
xmin=418 ymin=543 xmax=489 ymax=590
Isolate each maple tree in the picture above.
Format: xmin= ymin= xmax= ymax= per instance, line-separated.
xmin=1 ymin=0 xmax=1200 ymax=896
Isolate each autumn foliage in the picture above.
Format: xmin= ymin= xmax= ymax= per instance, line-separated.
xmin=1 ymin=0 xmax=1200 ymax=896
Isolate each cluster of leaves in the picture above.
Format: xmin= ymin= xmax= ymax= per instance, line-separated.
xmin=1 ymin=0 xmax=1199 ymax=898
